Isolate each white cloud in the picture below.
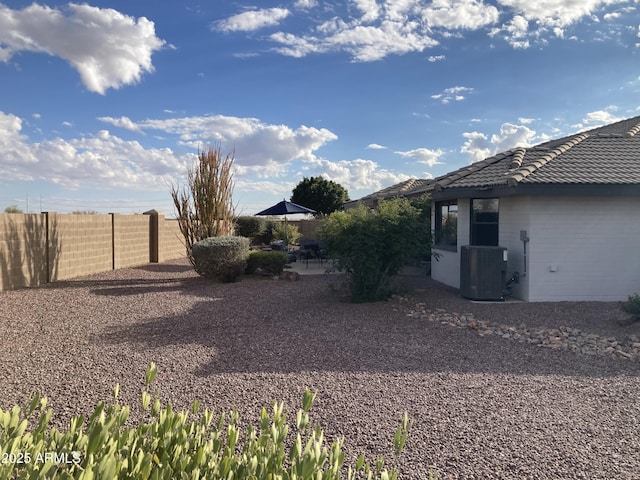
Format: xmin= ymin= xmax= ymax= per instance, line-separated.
xmin=0 ymin=108 xmax=427 ymax=207
xmin=432 ymin=86 xmax=474 ymax=103
xmin=489 ymin=14 xmax=530 ymax=48
xmin=321 ymin=19 xmax=439 ymax=62
xmin=213 ymin=8 xmax=290 ymax=32
xmin=294 ymin=0 xmax=318 ymax=8
xmin=305 ymin=157 xmax=411 ymax=192
xmin=395 ymin=147 xmax=444 ymax=167
xmin=355 ymin=0 xmax=381 ymax=22
xmin=423 ymin=0 xmax=500 ymax=30
xmin=490 ymin=122 xmax=536 ymax=152
xmin=461 ymin=131 xmax=493 ymax=163
xmin=461 ymin=122 xmax=536 ymax=163
xmin=366 ymin=143 xmax=388 ymax=149
xmin=497 ymin=0 xmax=627 ymax=28
xmin=217 ymin=0 xmax=636 ymax=59
xmin=113 ymin=114 xmax=338 ymax=167
xmin=263 ymin=3 xmax=444 ymax=61
xmin=572 ymin=107 xmax=625 ymax=130
xmin=98 ymin=116 xmax=143 ymax=133
xmin=1 ymin=109 xmax=342 ymax=191
xmin=0 ymin=3 xmax=165 ymax=94
xmin=491 ymin=0 xmax=631 ymax=47
xmin=0 ymin=111 xmax=186 ymax=189
xmin=428 ymin=54 xmax=446 ymax=62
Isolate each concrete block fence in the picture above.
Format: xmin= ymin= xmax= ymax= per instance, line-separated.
xmin=0 ymin=211 xmax=185 ymax=292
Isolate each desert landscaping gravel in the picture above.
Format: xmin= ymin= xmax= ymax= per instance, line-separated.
xmin=1 ymin=258 xmax=639 ymax=479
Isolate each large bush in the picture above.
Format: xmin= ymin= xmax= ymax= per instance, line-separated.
xmin=271 ymin=222 xmax=302 ymax=245
xmin=319 ymin=197 xmax=431 ymax=302
xmin=0 ymin=364 xmax=416 ymax=480
xmin=191 ymin=236 xmax=249 ymax=282
xmin=246 ymin=250 xmax=289 ymax=275
xmin=234 ymin=216 xmax=266 ymax=242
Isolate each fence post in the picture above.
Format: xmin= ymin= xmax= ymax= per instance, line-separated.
xmin=144 ymin=209 xmax=159 ymax=263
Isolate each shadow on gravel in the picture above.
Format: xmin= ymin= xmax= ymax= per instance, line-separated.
xmin=96 ymin=273 xmax=640 ymax=379
xmin=133 ymin=263 xmax=194 ymax=274
xmin=88 ymin=278 xmax=202 ymax=297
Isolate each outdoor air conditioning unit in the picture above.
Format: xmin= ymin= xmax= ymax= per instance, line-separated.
xmin=460 ymin=246 xmax=508 ymax=301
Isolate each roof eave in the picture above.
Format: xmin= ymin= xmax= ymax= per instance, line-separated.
xmin=432 ymin=183 xmax=640 ymax=201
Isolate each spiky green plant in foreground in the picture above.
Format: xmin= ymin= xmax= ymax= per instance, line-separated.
xmin=0 ymin=364 xmax=426 ymax=480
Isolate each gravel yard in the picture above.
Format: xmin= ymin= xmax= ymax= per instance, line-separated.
xmin=1 ymin=258 xmax=639 ymax=479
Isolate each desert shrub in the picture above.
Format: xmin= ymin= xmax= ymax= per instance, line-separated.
xmin=190 ymin=236 xmax=249 ymax=282
xmin=254 ymin=219 xmax=277 ymax=245
xmin=234 ymin=216 xmax=266 ymax=242
xmin=319 ymin=197 xmax=431 ymax=302
xmin=170 ymin=145 xmax=236 ymax=267
xmin=272 ymin=222 xmax=302 ymax=245
xmin=621 ymin=292 xmax=640 ymax=321
xmin=0 ymin=364 xmax=417 ymax=480
xmin=246 ymin=250 xmax=289 ymax=275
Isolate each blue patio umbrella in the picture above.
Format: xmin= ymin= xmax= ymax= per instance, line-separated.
xmin=255 ymin=199 xmax=316 ymax=245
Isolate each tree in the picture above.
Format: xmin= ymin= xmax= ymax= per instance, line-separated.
xmin=4 ymin=205 xmax=23 ymax=213
xmin=170 ymin=144 xmax=236 ymax=266
xmin=291 ymin=176 xmax=349 ymax=218
xmin=319 ymin=197 xmax=431 ymax=302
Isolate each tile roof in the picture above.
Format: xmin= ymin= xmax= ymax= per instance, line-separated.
xmin=433 ymin=115 xmax=640 ymax=191
xmin=345 ymin=177 xmax=435 ymax=207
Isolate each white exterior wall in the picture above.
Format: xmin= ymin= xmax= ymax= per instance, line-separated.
xmin=526 ymin=196 xmax=640 ymax=301
xmin=432 ymin=198 xmax=470 ymax=288
xmin=498 ymin=196 xmax=532 ymax=301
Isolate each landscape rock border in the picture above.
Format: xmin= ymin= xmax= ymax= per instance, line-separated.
xmin=393 ymin=295 xmax=640 ymax=362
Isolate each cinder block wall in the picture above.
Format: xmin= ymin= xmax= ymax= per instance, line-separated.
xmin=159 ymin=217 xmax=186 ymax=262
xmin=0 ymin=213 xmax=47 ymax=291
xmin=0 ymin=211 xmax=188 ymax=292
xmin=292 ymin=219 xmax=324 ymax=240
xmin=51 ymin=213 xmax=112 ymax=281
xmin=113 ymin=214 xmax=151 ymax=269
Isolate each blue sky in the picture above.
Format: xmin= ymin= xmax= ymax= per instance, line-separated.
xmin=1 ymin=1 xmax=639 ymax=216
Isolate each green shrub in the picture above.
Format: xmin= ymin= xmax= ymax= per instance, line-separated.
xmin=621 ymin=292 xmax=640 ymax=320
xmin=254 ymin=219 xmax=277 ymax=245
xmin=0 ymin=364 xmax=416 ymax=480
xmin=319 ymin=197 xmax=431 ymax=302
xmin=190 ymin=236 xmax=249 ymax=282
xmin=234 ymin=216 xmax=266 ymax=242
xmin=271 ymin=222 xmax=302 ymax=245
xmin=246 ymin=250 xmax=289 ymax=275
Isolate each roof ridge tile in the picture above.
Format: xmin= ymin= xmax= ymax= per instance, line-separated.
xmin=626 ymin=122 xmax=640 ymax=137
xmin=434 ymin=148 xmax=521 ymax=190
xmin=507 ymin=133 xmax=589 ymax=186
xmin=508 ymin=147 xmax=526 ymax=169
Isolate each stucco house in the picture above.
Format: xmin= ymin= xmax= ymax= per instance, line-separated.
xmin=430 ymin=115 xmax=640 ymax=301
xmin=346 ymin=115 xmax=640 ymax=301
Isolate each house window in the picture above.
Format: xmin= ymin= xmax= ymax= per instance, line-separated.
xmin=435 ymin=201 xmax=458 ymax=248
xmin=471 ymin=198 xmax=499 ymax=246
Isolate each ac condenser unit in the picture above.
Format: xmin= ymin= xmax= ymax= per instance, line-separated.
xmin=460 ymin=246 xmax=508 ymax=301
